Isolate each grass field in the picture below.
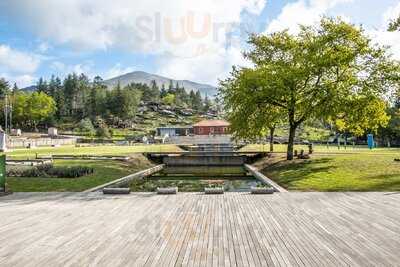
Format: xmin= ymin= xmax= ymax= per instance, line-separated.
xmin=4 ymin=144 xmax=182 ymax=159
xmin=5 ymin=143 xmax=400 ymax=192
xmin=261 ymin=153 xmax=400 ymax=191
xmin=7 ymin=156 xmax=154 ymax=192
xmin=241 ymin=143 xmax=400 ymax=155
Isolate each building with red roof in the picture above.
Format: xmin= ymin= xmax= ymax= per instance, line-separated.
xmin=192 ymin=120 xmax=230 ymax=135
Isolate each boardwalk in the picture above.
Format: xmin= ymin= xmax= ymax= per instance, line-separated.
xmin=0 ymin=192 xmax=399 ymax=266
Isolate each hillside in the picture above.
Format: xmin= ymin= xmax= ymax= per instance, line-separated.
xmin=103 ymin=71 xmax=217 ymax=97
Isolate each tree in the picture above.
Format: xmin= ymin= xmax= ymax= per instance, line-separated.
xmin=333 ymin=97 xmax=390 ymax=136
xmin=36 ymin=77 xmax=49 ymax=94
xmin=24 ymin=92 xmax=56 ymax=130
xmin=220 ymin=18 xmax=399 ymax=160
xmin=203 ymin=95 xmax=212 ymax=112
xmin=54 ymin=77 xmax=65 ymax=119
xmin=388 ymin=15 xmax=400 ymax=31
xmin=108 ymin=82 xmax=124 ymax=116
xmin=0 ymin=78 xmax=9 ymax=98
xmin=190 ymin=90 xmax=203 ymax=111
xmin=12 ymin=92 xmax=29 ymax=127
xmin=160 ymin=84 xmax=167 ymax=98
xmin=149 ymin=80 xmax=160 ymax=101
xmin=168 ymin=80 xmax=174 ymax=94
xmin=120 ymin=87 xmax=141 ymax=119
xmin=162 ymin=93 xmax=175 ymax=106
xmin=12 ymin=83 xmax=18 ymax=93
xmin=96 ymin=124 xmax=112 ymax=138
xmin=78 ymin=118 xmax=95 ymax=137
xmin=221 ymin=69 xmax=284 ymax=151
xmin=63 ymin=73 xmax=79 ymax=116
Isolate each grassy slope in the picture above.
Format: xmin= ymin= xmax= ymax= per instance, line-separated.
xmin=7 ymin=156 xmax=154 ymax=192
xmin=261 ymin=153 xmax=400 ymax=191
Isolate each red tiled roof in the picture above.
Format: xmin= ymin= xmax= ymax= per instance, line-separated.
xmin=193 ymin=120 xmax=230 ymax=127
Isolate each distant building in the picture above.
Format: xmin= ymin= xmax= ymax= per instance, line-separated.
xmin=193 ymin=120 xmax=230 ymax=135
xmin=157 ymin=126 xmax=193 ymax=137
xmin=48 ymin=127 xmax=58 ymax=137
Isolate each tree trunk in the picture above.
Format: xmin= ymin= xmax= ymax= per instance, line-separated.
xmin=269 ymin=126 xmax=275 ymax=152
xmin=287 ymin=124 xmax=296 ymax=160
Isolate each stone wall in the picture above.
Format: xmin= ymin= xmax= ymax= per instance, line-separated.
xmin=163 ymin=155 xmax=246 ymax=166
xmin=7 ymin=137 xmax=77 ymax=148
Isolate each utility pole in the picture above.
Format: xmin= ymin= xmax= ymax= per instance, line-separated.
xmin=9 ymin=100 xmax=12 ymax=133
xmin=4 ymin=95 xmax=7 ymax=133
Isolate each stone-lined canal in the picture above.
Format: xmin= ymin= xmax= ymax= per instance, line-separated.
xmin=129 ymin=166 xmax=261 ymax=192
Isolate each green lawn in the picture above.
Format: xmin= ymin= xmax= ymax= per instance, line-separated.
xmin=262 ymin=154 xmax=400 ymax=191
xmin=5 ymin=143 xmax=400 ymax=192
xmin=7 ymin=157 xmax=154 ymax=192
xmin=242 ymin=143 xmax=400 ymax=155
xmin=5 ymin=144 xmax=182 ymax=159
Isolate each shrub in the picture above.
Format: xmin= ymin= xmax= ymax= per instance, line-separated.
xmin=7 ymin=164 xmax=94 ymax=178
xmin=96 ymin=125 xmax=112 ymax=138
xmin=78 ymin=118 xmax=95 ymax=136
xmin=46 ymin=166 xmax=94 ymax=178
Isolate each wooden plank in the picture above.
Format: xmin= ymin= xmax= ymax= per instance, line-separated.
xmin=0 ymin=192 xmax=399 ymax=266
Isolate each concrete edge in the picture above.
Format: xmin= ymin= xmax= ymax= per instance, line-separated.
xmin=244 ymin=164 xmax=288 ymax=193
xmin=83 ymin=164 xmax=165 ymax=193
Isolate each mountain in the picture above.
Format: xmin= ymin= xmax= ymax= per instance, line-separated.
xmin=103 ymin=71 xmax=217 ymax=97
xmin=20 ymin=85 xmax=37 ymax=92
xmin=22 ymin=71 xmax=218 ymax=97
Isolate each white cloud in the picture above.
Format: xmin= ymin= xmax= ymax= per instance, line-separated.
xmin=265 ymin=0 xmax=354 ymax=34
xmin=104 ymin=64 xmax=135 ymax=79
xmin=37 ymin=42 xmax=51 ymax=53
xmin=264 ymin=0 xmax=400 ymax=61
xmin=0 ymin=73 xmax=36 ymax=88
xmin=3 ymin=0 xmax=266 ymax=52
xmin=2 ymin=0 xmax=267 ymax=84
xmin=0 ymin=45 xmax=40 ymax=73
xmin=157 ymin=37 xmax=249 ymax=85
xmin=0 ymin=44 xmax=42 ymax=88
xmin=368 ymin=2 xmax=400 ymax=60
xmin=50 ymin=61 xmax=95 ymax=78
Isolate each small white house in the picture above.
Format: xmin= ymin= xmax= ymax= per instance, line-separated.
xmin=0 ymin=131 xmax=7 ymax=152
xmin=10 ymin=129 xmax=22 ymax=136
xmin=48 ymin=127 xmax=58 ymax=137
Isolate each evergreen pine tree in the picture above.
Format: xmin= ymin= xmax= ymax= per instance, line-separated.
xmin=160 ymin=84 xmax=167 ymax=98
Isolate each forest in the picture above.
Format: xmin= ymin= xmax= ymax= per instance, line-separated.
xmin=0 ymin=74 xmax=213 ymax=137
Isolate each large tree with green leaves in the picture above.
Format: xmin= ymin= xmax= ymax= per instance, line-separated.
xmin=220 ymin=18 xmax=399 ymax=160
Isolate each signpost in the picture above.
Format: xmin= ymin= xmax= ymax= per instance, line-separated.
xmin=367 ymin=134 xmax=374 ymax=150
xmin=0 ymin=154 xmax=5 ymax=193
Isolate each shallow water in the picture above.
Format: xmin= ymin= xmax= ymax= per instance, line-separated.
xmin=129 ymin=166 xmax=261 ymax=192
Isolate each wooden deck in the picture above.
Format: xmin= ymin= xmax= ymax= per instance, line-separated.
xmin=0 ymin=192 xmax=399 ymax=266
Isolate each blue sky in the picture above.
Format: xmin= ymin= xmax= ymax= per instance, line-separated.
xmin=0 ymin=0 xmax=399 ymax=88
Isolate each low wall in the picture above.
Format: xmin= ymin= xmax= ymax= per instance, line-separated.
xmin=244 ymin=164 xmax=288 ymax=192
xmin=84 ymin=164 xmax=164 ymax=192
xmin=164 ymin=155 xmax=246 ymax=166
xmin=8 ymin=137 xmax=77 ymax=148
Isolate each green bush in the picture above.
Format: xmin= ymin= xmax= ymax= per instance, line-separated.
xmin=46 ymin=166 xmax=94 ymax=178
xmin=7 ymin=164 xmax=94 ymax=178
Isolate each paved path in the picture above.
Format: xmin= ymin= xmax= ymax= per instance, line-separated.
xmin=0 ymin=192 xmax=399 ymax=266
